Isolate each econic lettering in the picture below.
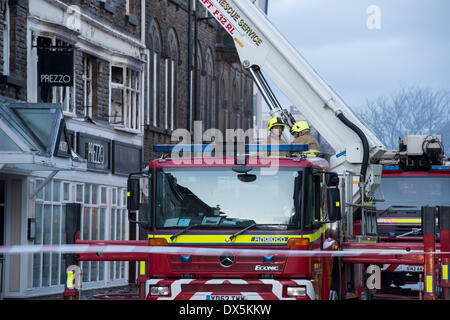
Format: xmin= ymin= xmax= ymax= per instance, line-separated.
xmin=255 ymin=265 xmax=280 ymax=271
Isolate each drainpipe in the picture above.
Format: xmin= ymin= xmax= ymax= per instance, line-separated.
xmin=187 ymin=0 xmax=192 ymax=132
xmin=193 ymin=2 xmax=199 ymax=124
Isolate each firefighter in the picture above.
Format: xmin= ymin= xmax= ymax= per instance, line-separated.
xmin=291 ymin=121 xmax=320 ymax=157
xmin=262 ymin=116 xmax=289 ymax=157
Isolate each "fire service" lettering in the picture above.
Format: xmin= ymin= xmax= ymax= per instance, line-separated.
xmin=199 ymin=0 xmax=263 ymax=47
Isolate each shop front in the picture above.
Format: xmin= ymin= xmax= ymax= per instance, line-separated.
xmin=0 ymin=103 xmax=143 ymax=298
xmin=0 ymin=103 xmax=87 ymax=298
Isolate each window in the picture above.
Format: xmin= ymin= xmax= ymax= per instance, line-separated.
xmin=232 ymin=75 xmax=240 ymax=109
xmin=204 ymin=48 xmax=215 ymax=129
xmin=219 ymin=71 xmax=229 ymax=132
xmin=2 ymin=3 xmax=10 ymax=76
xmin=32 ymin=179 xmax=67 ymax=288
xmin=80 ymin=185 xmax=127 ymax=283
xmin=192 ymin=42 xmax=203 ymax=125
xmin=148 ymin=20 xmax=162 ymax=128
xmin=126 ymin=0 xmax=137 ymax=16
xmin=82 ymin=55 xmax=93 ymax=117
xmin=32 ymin=180 xmax=128 ymax=290
xmin=165 ymin=28 xmax=179 ymax=131
xmin=110 ymin=66 xmax=141 ymax=132
xmin=127 ymin=68 xmax=141 ymax=130
xmin=111 ymin=67 xmax=124 ymax=125
xmin=110 ymin=187 xmax=128 ymax=280
xmin=155 ymin=167 xmax=301 ymax=229
xmin=80 ymin=183 xmax=106 ymax=282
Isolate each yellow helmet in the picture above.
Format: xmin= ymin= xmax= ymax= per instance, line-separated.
xmin=267 ymin=116 xmax=285 ymax=132
xmin=291 ymin=121 xmax=310 ymax=134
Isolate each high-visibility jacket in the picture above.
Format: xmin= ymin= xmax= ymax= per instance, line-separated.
xmin=260 ymin=134 xmax=289 ymax=158
xmin=292 ymin=134 xmax=320 ymax=157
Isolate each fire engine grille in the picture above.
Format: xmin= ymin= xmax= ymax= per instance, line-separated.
xmin=168 ymin=255 xmax=286 ymax=272
xmin=181 ymin=283 xmax=273 ymax=293
xmin=168 ymin=255 xmax=286 ymax=263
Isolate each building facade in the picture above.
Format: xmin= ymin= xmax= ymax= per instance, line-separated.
xmin=0 ymin=0 xmax=254 ymax=299
xmin=0 ymin=0 xmax=145 ymax=298
xmin=143 ymin=0 xmax=254 ymax=161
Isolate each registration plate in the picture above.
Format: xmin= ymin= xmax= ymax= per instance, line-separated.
xmin=404 ymin=265 xmax=423 ymax=272
xmin=206 ymin=295 xmax=247 ymax=300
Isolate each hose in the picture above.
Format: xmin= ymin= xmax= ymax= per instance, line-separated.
xmin=335 ymin=110 xmax=370 ymax=183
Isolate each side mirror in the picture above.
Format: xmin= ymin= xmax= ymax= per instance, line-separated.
xmin=127 ymin=178 xmax=140 ymax=211
xmin=237 ymin=173 xmax=257 ymax=183
xmin=327 ymin=188 xmax=341 ymax=222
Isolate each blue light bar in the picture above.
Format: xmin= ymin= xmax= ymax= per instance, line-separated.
xmin=153 ymin=145 xmax=214 ymax=152
xmin=383 ymin=165 xmax=400 ymax=171
xmin=246 ymin=144 xmax=309 ymax=152
xmin=431 ymin=165 xmax=450 ymax=170
xmin=153 ymin=144 xmax=309 ymax=153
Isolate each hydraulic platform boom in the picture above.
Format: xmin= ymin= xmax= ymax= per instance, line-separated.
xmin=198 ymin=0 xmax=386 ymax=199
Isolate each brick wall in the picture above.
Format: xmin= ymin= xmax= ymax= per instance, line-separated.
xmin=0 ymin=0 xmax=28 ymax=102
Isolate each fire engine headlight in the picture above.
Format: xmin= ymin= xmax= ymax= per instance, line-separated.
xmin=150 ymin=285 xmax=170 ymax=296
xmin=286 ymin=286 xmax=307 ymax=297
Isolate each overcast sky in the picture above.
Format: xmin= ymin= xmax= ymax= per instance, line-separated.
xmin=262 ymin=0 xmax=450 ymax=112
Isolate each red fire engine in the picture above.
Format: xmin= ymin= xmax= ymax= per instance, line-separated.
xmin=135 ymin=145 xmax=340 ymax=300
xmin=375 ymin=135 xmax=450 ymax=289
xmin=61 ymin=0 xmax=450 ymax=301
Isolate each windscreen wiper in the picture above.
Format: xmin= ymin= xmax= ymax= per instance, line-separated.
xmin=228 ymin=224 xmax=289 ymax=242
xmin=170 ymin=224 xmax=213 ymax=241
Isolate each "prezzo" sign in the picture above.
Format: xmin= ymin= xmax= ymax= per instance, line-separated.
xmin=40 ymin=74 xmax=72 ymax=85
xmin=38 ymin=46 xmax=74 ymax=87
xmin=87 ymin=142 xmax=105 ymax=165
xmin=78 ymin=133 xmax=111 ymax=172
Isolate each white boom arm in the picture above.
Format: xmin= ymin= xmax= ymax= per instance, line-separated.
xmin=199 ymin=0 xmax=386 ymax=198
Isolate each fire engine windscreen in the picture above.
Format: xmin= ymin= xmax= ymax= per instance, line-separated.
xmin=155 ymin=167 xmax=303 ymax=229
xmin=375 ymin=177 xmax=450 ymax=210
